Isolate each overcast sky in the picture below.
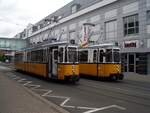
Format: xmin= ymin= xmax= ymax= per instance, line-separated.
xmin=0 ymin=0 xmax=72 ymax=38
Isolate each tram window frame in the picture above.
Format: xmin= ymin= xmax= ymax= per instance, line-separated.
xmin=43 ymin=49 xmax=47 ymax=63
xmin=68 ymin=47 xmax=78 ymax=63
xmin=30 ymin=50 xmax=44 ymax=63
xmin=113 ymin=49 xmax=120 ymax=63
xmin=59 ymin=47 xmax=64 ymax=63
xmin=105 ymin=49 xmax=113 ymax=63
xmin=79 ymin=50 xmax=88 ymax=63
xmin=93 ymin=50 xmax=98 ymax=63
xmin=99 ymin=49 xmax=104 ymax=63
xmin=27 ymin=52 xmax=31 ymax=62
xmin=15 ymin=53 xmax=23 ymax=62
xmin=54 ymin=50 xmax=58 ymax=61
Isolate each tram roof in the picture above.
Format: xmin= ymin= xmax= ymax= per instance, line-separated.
xmin=18 ymin=41 xmax=78 ymax=51
xmin=89 ymin=43 xmax=115 ymax=48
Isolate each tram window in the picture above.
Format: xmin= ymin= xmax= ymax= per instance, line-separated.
xmin=79 ymin=50 xmax=88 ymax=63
xmin=68 ymin=47 xmax=78 ymax=63
xmin=15 ymin=53 xmax=23 ymax=61
xmin=106 ymin=49 xmax=112 ymax=63
xmin=99 ymin=50 xmax=104 ymax=63
xmin=27 ymin=52 xmax=31 ymax=62
xmin=43 ymin=49 xmax=47 ymax=62
xmin=114 ymin=49 xmax=120 ymax=63
xmin=59 ymin=48 xmax=64 ymax=63
xmin=54 ymin=51 xmax=58 ymax=60
xmin=30 ymin=50 xmax=44 ymax=63
xmin=93 ymin=50 xmax=97 ymax=63
xmin=31 ymin=51 xmax=36 ymax=62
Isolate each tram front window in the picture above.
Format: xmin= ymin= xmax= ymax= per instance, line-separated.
xmin=114 ymin=49 xmax=120 ymax=63
xmin=105 ymin=49 xmax=112 ymax=63
xmin=68 ymin=47 xmax=78 ymax=63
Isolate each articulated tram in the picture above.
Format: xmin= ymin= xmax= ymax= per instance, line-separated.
xmin=14 ymin=42 xmax=79 ymax=82
xmin=79 ymin=44 xmax=124 ymax=81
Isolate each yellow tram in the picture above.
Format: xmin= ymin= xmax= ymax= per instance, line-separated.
xmin=79 ymin=44 xmax=124 ymax=81
xmin=14 ymin=42 xmax=79 ymax=82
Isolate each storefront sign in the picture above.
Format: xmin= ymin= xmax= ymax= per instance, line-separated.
xmin=124 ymin=40 xmax=139 ymax=48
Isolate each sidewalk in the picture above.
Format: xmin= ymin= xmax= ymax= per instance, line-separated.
xmin=123 ymin=72 xmax=150 ymax=82
xmin=0 ymin=67 xmax=69 ymax=113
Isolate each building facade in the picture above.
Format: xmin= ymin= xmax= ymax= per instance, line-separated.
xmin=15 ymin=0 xmax=150 ymax=74
xmin=0 ymin=38 xmax=27 ymax=62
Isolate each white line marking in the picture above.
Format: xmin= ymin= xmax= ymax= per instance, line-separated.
xmin=43 ymin=94 xmax=75 ymax=108
xmin=77 ymin=105 xmax=126 ymax=113
xmin=111 ymin=105 xmax=126 ymax=110
xmin=60 ymin=98 xmax=75 ymax=108
xmin=42 ymin=90 xmax=53 ymax=97
xmin=29 ymin=84 xmax=41 ymax=90
xmin=17 ymin=78 xmax=27 ymax=82
xmin=23 ymin=81 xmax=32 ymax=86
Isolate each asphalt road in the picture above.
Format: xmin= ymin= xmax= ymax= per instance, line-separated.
xmin=1 ymin=63 xmax=150 ymax=113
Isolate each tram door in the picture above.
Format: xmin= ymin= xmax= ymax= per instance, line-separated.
xmin=52 ymin=49 xmax=58 ymax=76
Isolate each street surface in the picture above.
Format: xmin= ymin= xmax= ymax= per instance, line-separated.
xmin=0 ymin=63 xmax=150 ymax=113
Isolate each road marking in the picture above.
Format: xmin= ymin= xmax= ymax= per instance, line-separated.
xmin=23 ymin=81 xmax=32 ymax=86
xmin=17 ymin=78 xmax=27 ymax=82
xmin=77 ymin=105 xmax=126 ymax=113
xmin=43 ymin=94 xmax=75 ymax=108
xmin=10 ymin=75 xmax=126 ymax=113
xmin=29 ymin=84 xmax=41 ymax=90
xmin=60 ymin=98 xmax=75 ymax=108
xmin=42 ymin=90 xmax=53 ymax=97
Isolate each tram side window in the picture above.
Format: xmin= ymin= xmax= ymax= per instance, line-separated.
xmin=79 ymin=51 xmax=88 ymax=63
xmin=15 ymin=53 xmax=23 ymax=62
xmin=54 ymin=50 xmax=58 ymax=60
xmin=27 ymin=52 xmax=31 ymax=62
xmin=36 ymin=50 xmax=44 ymax=62
xmin=114 ymin=49 xmax=120 ymax=63
xmin=31 ymin=51 xmax=36 ymax=62
xmin=43 ymin=49 xmax=47 ymax=63
xmin=93 ymin=50 xmax=97 ymax=63
xmin=37 ymin=50 xmax=43 ymax=62
xmin=30 ymin=50 xmax=44 ymax=63
xmin=105 ymin=49 xmax=112 ymax=63
xmin=99 ymin=50 xmax=104 ymax=63
xmin=68 ymin=47 xmax=78 ymax=63
xmin=59 ymin=48 xmax=64 ymax=63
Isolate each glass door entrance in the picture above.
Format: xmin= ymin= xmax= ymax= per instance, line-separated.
xmin=121 ymin=53 xmax=135 ymax=72
xmin=128 ymin=54 xmax=135 ymax=72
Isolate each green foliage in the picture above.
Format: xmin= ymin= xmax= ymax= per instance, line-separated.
xmin=0 ymin=55 xmax=6 ymax=62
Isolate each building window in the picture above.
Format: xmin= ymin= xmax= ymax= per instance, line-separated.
xmin=71 ymin=4 xmax=80 ymax=14
xmin=71 ymin=5 xmax=77 ymax=13
xmin=147 ymin=0 xmax=150 ymax=7
xmin=123 ymin=15 xmax=139 ymax=36
xmin=105 ymin=20 xmax=117 ymax=40
xmin=147 ymin=11 xmax=150 ymax=22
